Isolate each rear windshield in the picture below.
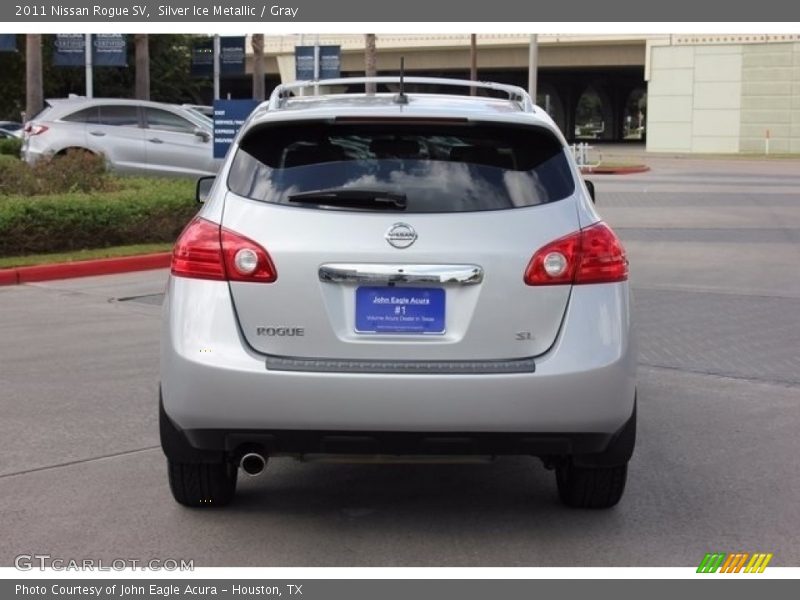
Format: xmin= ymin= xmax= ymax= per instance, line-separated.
xmin=228 ymin=121 xmax=575 ymax=213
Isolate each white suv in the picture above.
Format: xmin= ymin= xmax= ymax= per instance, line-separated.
xmin=22 ymin=98 xmax=218 ymax=177
xmin=160 ymin=78 xmax=636 ymax=509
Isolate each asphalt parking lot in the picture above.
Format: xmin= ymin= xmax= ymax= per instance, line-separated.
xmin=2 ymin=154 xmax=799 ymax=567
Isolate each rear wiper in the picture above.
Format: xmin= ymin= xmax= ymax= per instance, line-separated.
xmin=288 ymin=189 xmax=407 ymax=210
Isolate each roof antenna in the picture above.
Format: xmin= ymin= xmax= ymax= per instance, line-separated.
xmin=394 ymin=57 xmax=409 ymax=105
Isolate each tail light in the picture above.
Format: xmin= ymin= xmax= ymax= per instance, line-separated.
xmin=524 ymin=222 xmax=628 ymax=286
xmin=171 ymin=217 xmax=277 ymax=283
xmin=23 ymin=123 xmax=48 ymax=136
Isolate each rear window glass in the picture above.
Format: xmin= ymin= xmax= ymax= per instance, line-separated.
xmin=62 ymin=107 xmax=98 ymax=123
xmin=228 ymin=121 xmax=575 ymax=213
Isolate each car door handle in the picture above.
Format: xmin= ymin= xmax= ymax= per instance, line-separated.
xmin=319 ymin=263 xmax=484 ymax=286
xmin=89 ymin=131 xmax=106 ymax=137
xmin=148 ymin=137 xmax=164 ymax=144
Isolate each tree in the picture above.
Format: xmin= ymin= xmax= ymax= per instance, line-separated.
xmin=251 ymin=34 xmax=265 ymax=101
xmin=25 ymin=34 xmax=43 ymax=121
xmin=364 ymin=34 xmax=376 ymax=94
xmin=1 ymin=35 xmax=214 ymax=120
xmin=134 ymin=34 xmax=150 ymax=100
xmin=0 ymin=36 xmax=25 ymax=120
xmin=147 ymin=35 xmax=209 ymax=104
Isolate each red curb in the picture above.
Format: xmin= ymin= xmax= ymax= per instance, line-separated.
xmin=0 ymin=252 xmax=171 ymax=286
xmin=580 ymin=165 xmax=650 ymax=175
xmin=0 ymin=269 xmax=19 ymax=285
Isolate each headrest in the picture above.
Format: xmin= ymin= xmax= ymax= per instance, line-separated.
xmin=368 ymin=138 xmax=422 ymax=159
xmin=283 ymin=144 xmax=346 ymax=168
xmin=449 ymin=146 xmax=513 ymax=169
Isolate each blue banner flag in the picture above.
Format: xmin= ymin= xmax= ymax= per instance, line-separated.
xmin=53 ymin=34 xmax=85 ymax=66
xmin=93 ymin=34 xmax=127 ymax=66
xmin=54 ymin=34 xmax=127 ymax=67
xmin=295 ymin=45 xmax=341 ymax=80
xmin=191 ymin=38 xmax=213 ymax=77
xmin=221 ymin=36 xmax=246 ymax=76
xmin=0 ymin=34 xmax=17 ymax=52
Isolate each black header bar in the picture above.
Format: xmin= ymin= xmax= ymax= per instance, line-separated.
xmin=3 ymin=0 xmax=800 ymax=23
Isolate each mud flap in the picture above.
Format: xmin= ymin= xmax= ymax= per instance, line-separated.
xmin=159 ymin=387 xmax=227 ymax=464
xmin=572 ymin=394 xmax=636 ymax=468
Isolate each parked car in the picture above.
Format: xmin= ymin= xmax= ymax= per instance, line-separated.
xmin=161 ymin=77 xmax=636 ymax=509
xmin=0 ymin=121 xmax=23 ymax=138
xmin=181 ymin=104 xmax=214 ymax=119
xmin=21 ymin=98 xmax=220 ymax=177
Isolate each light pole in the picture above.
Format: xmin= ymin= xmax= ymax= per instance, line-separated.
xmin=84 ymin=33 xmax=93 ymax=98
xmin=213 ymin=35 xmax=220 ymax=100
xmin=528 ymin=34 xmax=538 ymax=104
xmin=470 ymin=34 xmax=477 ymax=95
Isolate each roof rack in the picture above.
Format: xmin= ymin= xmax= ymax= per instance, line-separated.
xmin=267 ymin=77 xmax=535 ymax=113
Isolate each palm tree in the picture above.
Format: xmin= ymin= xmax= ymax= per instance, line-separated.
xmin=134 ymin=34 xmax=150 ymax=100
xmin=364 ymin=34 xmax=376 ymax=94
xmin=252 ymin=34 xmax=265 ymax=101
xmin=25 ymin=34 xmax=43 ymax=121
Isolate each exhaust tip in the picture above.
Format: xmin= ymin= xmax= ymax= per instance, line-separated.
xmin=240 ymin=453 xmax=267 ymax=476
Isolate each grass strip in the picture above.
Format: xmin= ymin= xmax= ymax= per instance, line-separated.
xmin=0 ymin=243 xmax=172 ymax=269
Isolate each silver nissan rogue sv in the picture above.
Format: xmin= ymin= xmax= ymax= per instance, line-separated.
xmin=160 ymin=77 xmax=636 ymax=509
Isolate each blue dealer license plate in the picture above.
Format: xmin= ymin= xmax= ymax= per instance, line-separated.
xmin=355 ymin=287 xmax=445 ymax=334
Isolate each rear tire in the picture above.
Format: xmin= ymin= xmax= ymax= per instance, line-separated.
xmin=167 ymin=460 xmax=237 ymax=507
xmin=555 ymin=462 xmax=627 ymax=509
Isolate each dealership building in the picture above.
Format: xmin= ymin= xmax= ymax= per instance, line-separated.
xmin=241 ymin=33 xmax=800 ymax=154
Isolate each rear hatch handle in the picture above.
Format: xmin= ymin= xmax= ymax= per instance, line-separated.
xmin=319 ymin=263 xmax=484 ymax=286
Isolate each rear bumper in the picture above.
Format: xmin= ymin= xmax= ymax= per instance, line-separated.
xmin=160 ymin=393 xmax=636 ymax=463
xmin=21 ymin=146 xmax=45 ymax=165
xmin=161 ymin=277 xmax=636 ymax=437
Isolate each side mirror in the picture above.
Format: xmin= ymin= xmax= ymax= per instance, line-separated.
xmin=194 ymin=128 xmax=211 ymax=143
xmin=584 ymin=179 xmax=596 ymax=204
xmin=196 ymin=176 xmax=215 ymax=204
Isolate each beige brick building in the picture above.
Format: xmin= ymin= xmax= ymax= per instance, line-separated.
xmin=646 ymin=35 xmax=800 ymax=153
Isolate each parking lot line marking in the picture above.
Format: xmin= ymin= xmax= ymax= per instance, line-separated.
xmin=0 ymin=445 xmax=160 ymax=480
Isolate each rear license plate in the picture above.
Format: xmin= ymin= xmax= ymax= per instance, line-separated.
xmin=355 ymin=287 xmax=445 ymax=334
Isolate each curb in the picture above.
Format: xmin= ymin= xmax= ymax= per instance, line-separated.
xmin=0 ymin=252 xmax=171 ymax=286
xmin=580 ymin=165 xmax=650 ymax=175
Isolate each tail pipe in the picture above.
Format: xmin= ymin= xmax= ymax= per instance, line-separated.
xmin=240 ymin=452 xmax=267 ymax=476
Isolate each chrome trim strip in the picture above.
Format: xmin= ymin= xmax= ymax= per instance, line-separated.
xmin=266 ymin=356 xmax=535 ymax=374
xmin=319 ymin=263 xmax=484 ymax=286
